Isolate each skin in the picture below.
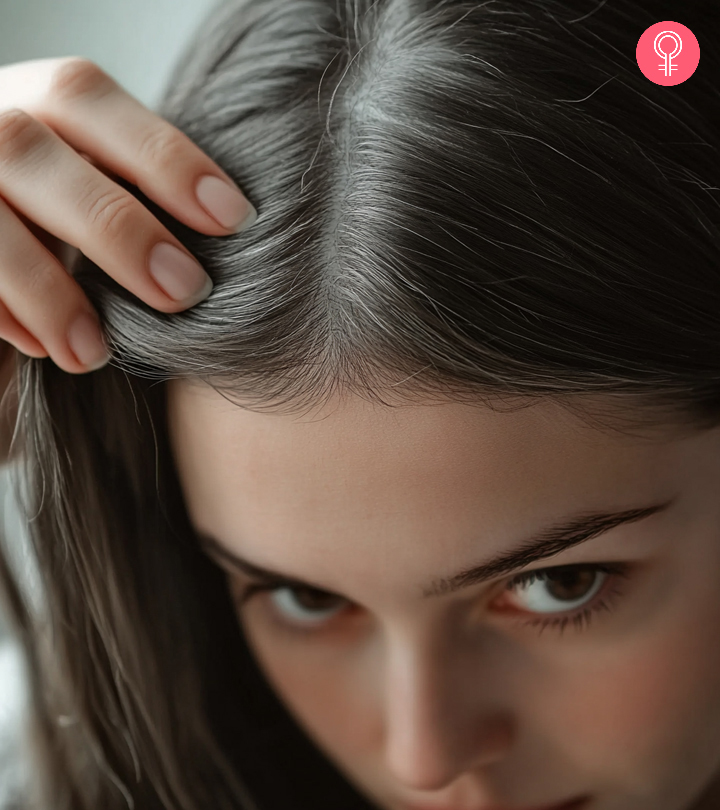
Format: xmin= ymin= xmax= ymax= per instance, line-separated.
xmin=166 ymin=380 xmax=720 ymax=810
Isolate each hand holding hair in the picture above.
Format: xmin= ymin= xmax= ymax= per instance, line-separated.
xmin=0 ymin=57 xmax=256 ymax=380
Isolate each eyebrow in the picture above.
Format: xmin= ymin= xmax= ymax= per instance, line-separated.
xmin=197 ymin=498 xmax=674 ymax=600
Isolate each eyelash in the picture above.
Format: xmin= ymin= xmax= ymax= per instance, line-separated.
xmin=235 ymin=561 xmax=633 ymax=638
xmin=505 ymin=562 xmax=631 ymax=636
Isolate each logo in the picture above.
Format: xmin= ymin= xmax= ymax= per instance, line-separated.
xmin=636 ymin=21 xmax=700 ymax=85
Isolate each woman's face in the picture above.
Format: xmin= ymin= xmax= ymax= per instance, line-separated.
xmin=167 ymin=381 xmax=720 ymax=810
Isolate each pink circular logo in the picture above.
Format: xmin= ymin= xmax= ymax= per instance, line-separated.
xmin=636 ymin=21 xmax=700 ymax=85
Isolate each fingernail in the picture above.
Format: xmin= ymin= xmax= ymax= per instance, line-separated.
xmin=68 ymin=311 xmax=110 ymax=371
xmin=149 ymin=242 xmax=213 ymax=305
xmin=195 ymin=175 xmax=257 ymax=232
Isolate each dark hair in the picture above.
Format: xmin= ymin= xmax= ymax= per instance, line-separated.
xmin=1 ymin=0 xmax=719 ymax=807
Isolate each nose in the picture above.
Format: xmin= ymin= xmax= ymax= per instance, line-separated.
xmin=382 ymin=627 xmax=513 ymax=793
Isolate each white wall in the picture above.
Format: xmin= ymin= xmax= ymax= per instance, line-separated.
xmin=0 ymin=0 xmax=219 ymax=107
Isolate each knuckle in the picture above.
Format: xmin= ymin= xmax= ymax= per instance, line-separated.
xmin=79 ymin=186 xmax=137 ymax=240
xmin=136 ymin=125 xmax=188 ymax=169
xmin=0 ymin=109 xmax=45 ymax=163
xmin=47 ymin=58 xmax=116 ymax=103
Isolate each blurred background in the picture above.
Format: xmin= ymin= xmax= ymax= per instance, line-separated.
xmin=0 ymin=0 xmax=218 ymax=107
xmin=0 ymin=0 xmax=219 ymax=800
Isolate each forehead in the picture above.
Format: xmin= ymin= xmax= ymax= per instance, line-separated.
xmin=165 ymin=383 xmax=696 ymax=550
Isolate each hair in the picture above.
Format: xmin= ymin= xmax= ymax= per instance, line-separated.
xmin=0 ymin=0 xmax=719 ymax=807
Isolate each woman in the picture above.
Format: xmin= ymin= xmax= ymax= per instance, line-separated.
xmin=0 ymin=0 xmax=719 ymax=808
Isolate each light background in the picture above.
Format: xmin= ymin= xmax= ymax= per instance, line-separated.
xmin=0 ymin=0 xmax=218 ymax=107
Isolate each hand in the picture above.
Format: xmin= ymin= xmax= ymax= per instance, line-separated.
xmin=0 ymin=56 xmax=256 ymax=376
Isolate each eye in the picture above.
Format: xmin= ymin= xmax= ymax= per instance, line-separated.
xmin=507 ymin=565 xmax=606 ymax=611
xmin=270 ymin=586 xmax=347 ymax=626
xmin=501 ymin=562 xmax=633 ymax=635
xmin=240 ymin=583 xmax=349 ymax=629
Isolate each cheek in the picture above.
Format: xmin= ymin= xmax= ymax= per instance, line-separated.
xmin=543 ymin=591 xmax=720 ymax=797
xmin=239 ymin=610 xmax=381 ymax=764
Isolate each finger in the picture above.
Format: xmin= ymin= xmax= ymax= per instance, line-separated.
xmin=6 ymin=58 xmax=257 ymax=235
xmin=0 ymin=108 xmax=214 ymax=312
xmin=7 ymin=200 xmax=82 ymax=271
xmin=0 ymin=299 xmax=48 ymax=358
xmin=9 ymin=202 xmax=66 ymax=259
xmin=0 ymin=195 xmax=109 ymax=373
